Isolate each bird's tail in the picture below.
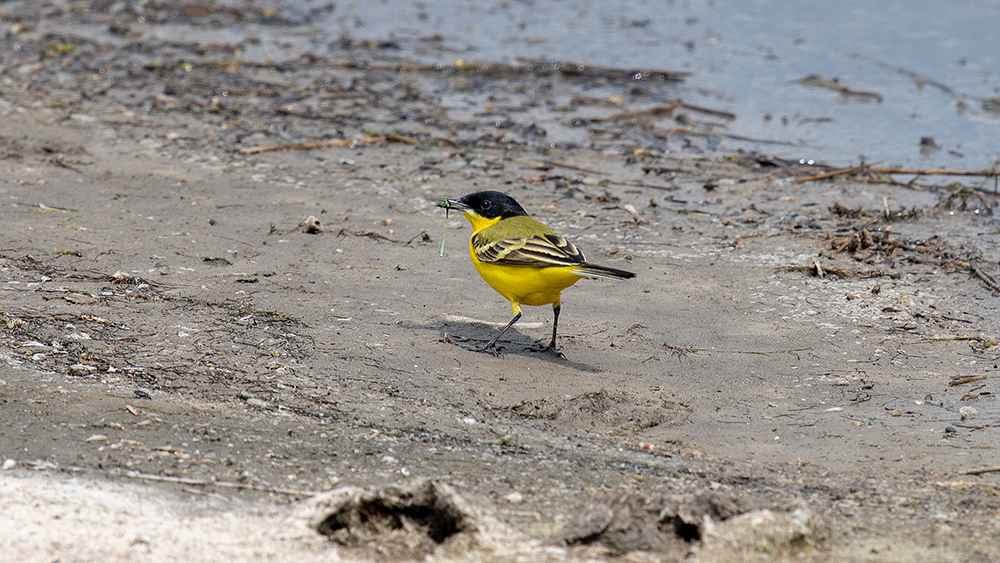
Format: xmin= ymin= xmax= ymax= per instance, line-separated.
xmin=574 ymin=263 xmax=636 ymax=280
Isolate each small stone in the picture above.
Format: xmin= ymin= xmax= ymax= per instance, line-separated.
xmin=301 ymin=215 xmax=323 ymax=234
xmin=2 ymin=459 xmax=16 ymax=470
xmin=959 ymin=406 xmax=979 ymax=420
xmin=68 ymin=363 xmax=97 ymax=376
xmin=246 ymin=398 xmax=268 ymax=408
xmin=504 ymin=492 xmax=524 ymax=504
xmin=890 ymin=410 xmax=902 ymax=417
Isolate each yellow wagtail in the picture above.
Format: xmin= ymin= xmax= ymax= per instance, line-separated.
xmin=437 ymin=190 xmax=635 ymax=354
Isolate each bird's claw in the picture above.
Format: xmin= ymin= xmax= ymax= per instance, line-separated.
xmin=526 ymin=342 xmax=566 ymax=359
xmin=477 ymin=343 xmax=504 ymax=356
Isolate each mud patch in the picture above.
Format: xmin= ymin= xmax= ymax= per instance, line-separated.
xmin=560 ymin=491 xmax=744 ymax=556
xmin=0 ymin=134 xmax=89 ymax=162
xmin=297 ymin=480 xmax=525 ymax=561
xmin=561 ymin=491 xmax=827 ymax=560
xmin=508 ymin=388 xmax=691 ymax=434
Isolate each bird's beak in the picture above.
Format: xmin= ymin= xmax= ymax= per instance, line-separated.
xmin=436 ymin=198 xmax=470 ymax=211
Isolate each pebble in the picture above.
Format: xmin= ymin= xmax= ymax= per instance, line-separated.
xmin=301 ymin=215 xmax=323 ymax=234
xmin=504 ymin=492 xmax=524 ymax=504
xmin=246 ymin=398 xmax=268 ymax=408
xmin=959 ymin=406 xmax=979 ymax=420
xmin=68 ymin=363 xmax=97 ymax=376
xmin=2 ymin=459 xmax=16 ymax=470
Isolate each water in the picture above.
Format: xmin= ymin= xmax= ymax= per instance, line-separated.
xmin=286 ymin=0 xmax=1000 ymax=170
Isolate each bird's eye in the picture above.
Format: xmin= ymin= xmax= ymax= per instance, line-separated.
xmin=481 ymin=200 xmax=491 ymax=210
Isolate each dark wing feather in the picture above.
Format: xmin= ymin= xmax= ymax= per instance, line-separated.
xmin=474 ymin=233 xmax=586 ymax=267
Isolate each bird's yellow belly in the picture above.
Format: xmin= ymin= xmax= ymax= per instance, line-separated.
xmin=473 ymin=259 xmax=581 ymax=307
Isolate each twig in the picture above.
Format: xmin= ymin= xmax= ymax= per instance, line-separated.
xmin=661 ymin=343 xmax=812 ymax=355
xmin=794 ymin=165 xmax=863 ymax=184
xmin=904 ymin=336 xmax=977 ymax=345
xmin=237 ymin=135 xmax=386 ymax=155
xmin=545 ymin=160 xmax=604 ymax=175
xmin=811 ymin=259 xmax=824 ymax=279
xmin=123 ymin=470 xmax=318 ymax=496
xmin=871 ymin=167 xmax=999 ymax=177
xmin=950 ymin=375 xmax=988 ymax=386
xmin=600 ymin=103 xmax=682 ymax=122
xmin=741 ymin=347 xmax=812 ymax=355
xmin=722 ymin=132 xmax=798 ymax=146
xmin=798 ymin=75 xmax=883 ymax=102
xmin=622 ymin=204 xmax=649 ymax=224
xmin=516 ymin=58 xmax=691 ymax=82
xmin=963 ymin=466 xmax=1000 ymax=476
xmin=335 ymin=228 xmax=396 ymax=243
xmin=970 ymin=259 xmax=1000 ymax=294
xmin=679 ymin=102 xmax=736 ymax=120
xmin=781 ymin=264 xmax=884 ymax=279
xmin=796 ymin=165 xmax=1000 ymax=186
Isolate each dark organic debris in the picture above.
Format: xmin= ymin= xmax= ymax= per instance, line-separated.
xmin=642 ymin=165 xmax=685 ymax=176
xmin=796 ymin=162 xmax=999 ymax=186
xmin=982 ymin=97 xmax=1000 ymax=114
xmin=783 ymin=263 xmax=885 ymax=279
xmin=830 ymin=227 xmax=888 ymax=254
xmin=829 ymin=202 xmax=866 ymax=218
xmin=920 ymin=136 xmax=941 ymax=154
xmin=969 ymin=259 xmax=1000 ymax=294
xmin=202 ymin=256 xmax=232 ymax=265
xmin=336 ymin=228 xmax=396 ymax=243
xmin=237 ymin=135 xmax=386 ymax=155
xmin=798 ymin=75 xmax=883 ymax=103
xmin=935 ymin=186 xmax=993 ymax=216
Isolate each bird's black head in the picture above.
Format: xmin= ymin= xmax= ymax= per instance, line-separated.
xmin=437 ymin=190 xmax=528 ymax=220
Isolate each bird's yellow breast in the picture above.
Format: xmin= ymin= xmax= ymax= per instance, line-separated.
xmin=463 ymin=212 xmax=581 ymax=308
xmin=470 ymin=256 xmax=581 ymax=307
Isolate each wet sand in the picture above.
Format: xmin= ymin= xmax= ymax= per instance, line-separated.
xmin=1 ymin=3 xmax=999 ymax=561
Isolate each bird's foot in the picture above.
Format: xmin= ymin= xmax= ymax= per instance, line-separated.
xmin=527 ymin=342 xmax=566 ymax=359
xmin=477 ymin=342 xmax=504 ymax=357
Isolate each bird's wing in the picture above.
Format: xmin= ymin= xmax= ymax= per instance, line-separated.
xmin=474 ymin=233 xmax=586 ymax=267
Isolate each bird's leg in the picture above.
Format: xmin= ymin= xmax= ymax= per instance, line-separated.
xmin=545 ymin=303 xmax=561 ymax=352
xmin=481 ymin=312 xmax=521 ymax=355
xmin=529 ymin=303 xmax=565 ymax=358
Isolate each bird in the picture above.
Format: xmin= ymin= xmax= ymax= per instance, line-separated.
xmin=437 ymin=190 xmax=635 ymax=354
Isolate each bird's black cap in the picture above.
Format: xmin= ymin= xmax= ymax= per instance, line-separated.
xmin=437 ymin=191 xmax=528 ymax=220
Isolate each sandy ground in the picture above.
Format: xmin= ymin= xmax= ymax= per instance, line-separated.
xmin=2 ymin=3 xmax=1000 ymax=561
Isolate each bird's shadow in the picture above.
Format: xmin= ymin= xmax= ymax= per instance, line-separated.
xmin=402 ymin=319 xmax=601 ymax=372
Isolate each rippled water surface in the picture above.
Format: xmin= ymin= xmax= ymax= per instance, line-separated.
xmin=284 ymin=0 xmax=1000 ymax=169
